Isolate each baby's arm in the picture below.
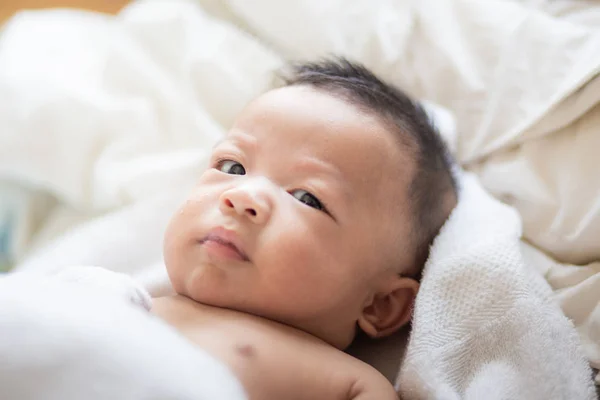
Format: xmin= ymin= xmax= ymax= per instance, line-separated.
xmin=222 ymin=326 xmax=398 ymax=400
xmin=347 ymin=367 xmax=399 ymax=400
xmin=266 ymin=344 xmax=398 ymax=399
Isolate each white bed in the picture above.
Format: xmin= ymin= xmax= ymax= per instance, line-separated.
xmin=1 ymin=0 xmax=599 ymax=398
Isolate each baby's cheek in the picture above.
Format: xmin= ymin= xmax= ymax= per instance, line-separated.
xmin=262 ymin=229 xmax=342 ymax=300
xmin=163 ymin=226 xmax=194 ymax=295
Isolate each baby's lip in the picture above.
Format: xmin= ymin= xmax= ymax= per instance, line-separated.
xmin=198 ymin=227 xmax=250 ymax=262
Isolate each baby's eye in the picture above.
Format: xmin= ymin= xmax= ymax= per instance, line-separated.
xmin=291 ymin=189 xmax=325 ymax=211
xmin=216 ymin=160 xmax=246 ymax=175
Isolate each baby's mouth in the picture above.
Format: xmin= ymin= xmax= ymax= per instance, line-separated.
xmin=198 ymin=230 xmax=250 ymax=262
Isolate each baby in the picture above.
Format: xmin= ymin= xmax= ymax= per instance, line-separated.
xmin=65 ymin=58 xmax=457 ymax=399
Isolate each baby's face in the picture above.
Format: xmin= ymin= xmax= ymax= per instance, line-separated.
xmin=164 ymin=86 xmax=415 ymax=347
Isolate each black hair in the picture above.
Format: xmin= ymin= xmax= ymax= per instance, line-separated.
xmin=281 ymin=57 xmax=457 ymax=276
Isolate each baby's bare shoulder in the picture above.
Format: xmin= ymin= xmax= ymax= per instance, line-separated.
xmin=153 ymin=297 xmax=397 ymax=399
xmin=310 ymin=346 xmax=399 ymax=400
xmin=227 ymin=328 xmax=398 ymax=400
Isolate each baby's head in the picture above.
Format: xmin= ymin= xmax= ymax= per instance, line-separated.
xmin=164 ymin=58 xmax=457 ymax=349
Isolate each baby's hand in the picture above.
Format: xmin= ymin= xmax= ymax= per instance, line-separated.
xmin=54 ymin=266 xmax=152 ymax=311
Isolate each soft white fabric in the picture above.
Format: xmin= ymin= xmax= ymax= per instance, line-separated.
xmin=397 ymin=172 xmax=596 ymax=399
xmin=520 ymin=242 xmax=600 ymax=386
xmin=0 ymin=0 xmax=599 ymax=395
xmin=53 ymin=265 xmax=154 ymax=311
xmin=0 ymin=273 xmax=247 ymax=400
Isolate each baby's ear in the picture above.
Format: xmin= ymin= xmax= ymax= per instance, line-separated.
xmin=357 ymin=277 xmax=419 ymax=338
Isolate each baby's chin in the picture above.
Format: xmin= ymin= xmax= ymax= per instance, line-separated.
xmin=174 ymin=272 xmax=249 ymax=312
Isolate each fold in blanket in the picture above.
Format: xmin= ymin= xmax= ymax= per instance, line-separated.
xmin=397 ymin=172 xmax=596 ymax=399
xmin=0 ymin=273 xmax=247 ymax=400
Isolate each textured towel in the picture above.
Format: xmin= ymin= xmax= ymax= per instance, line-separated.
xmin=397 ymin=172 xmax=596 ymax=399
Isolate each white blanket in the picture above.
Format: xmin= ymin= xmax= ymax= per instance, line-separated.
xmin=0 ymin=273 xmax=247 ymax=400
xmin=397 ymin=172 xmax=595 ymax=399
xmin=1 ymin=0 xmax=600 ymax=397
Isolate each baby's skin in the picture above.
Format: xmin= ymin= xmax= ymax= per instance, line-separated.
xmin=56 ymin=266 xmax=398 ymax=399
xmin=152 ymin=295 xmax=398 ymax=399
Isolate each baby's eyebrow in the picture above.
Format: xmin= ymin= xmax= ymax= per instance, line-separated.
xmin=294 ymin=157 xmax=342 ymax=180
xmin=214 ymin=131 xmax=256 ymax=151
xmin=293 ymin=157 xmax=350 ymax=199
xmin=212 ymin=138 xmax=226 ymax=149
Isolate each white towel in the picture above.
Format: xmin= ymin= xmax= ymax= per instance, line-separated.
xmin=397 ymin=172 xmax=596 ymax=399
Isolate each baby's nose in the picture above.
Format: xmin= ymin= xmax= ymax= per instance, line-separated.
xmin=219 ymin=185 xmax=271 ymax=224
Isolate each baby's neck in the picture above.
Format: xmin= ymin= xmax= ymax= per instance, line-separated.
xmin=151 ymin=295 xmax=330 ymax=347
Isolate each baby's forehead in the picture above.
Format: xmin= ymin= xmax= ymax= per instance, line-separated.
xmin=232 ymin=86 xmax=415 ymax=197
xmin=239 ymin=86 xmax=407 ymax=156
